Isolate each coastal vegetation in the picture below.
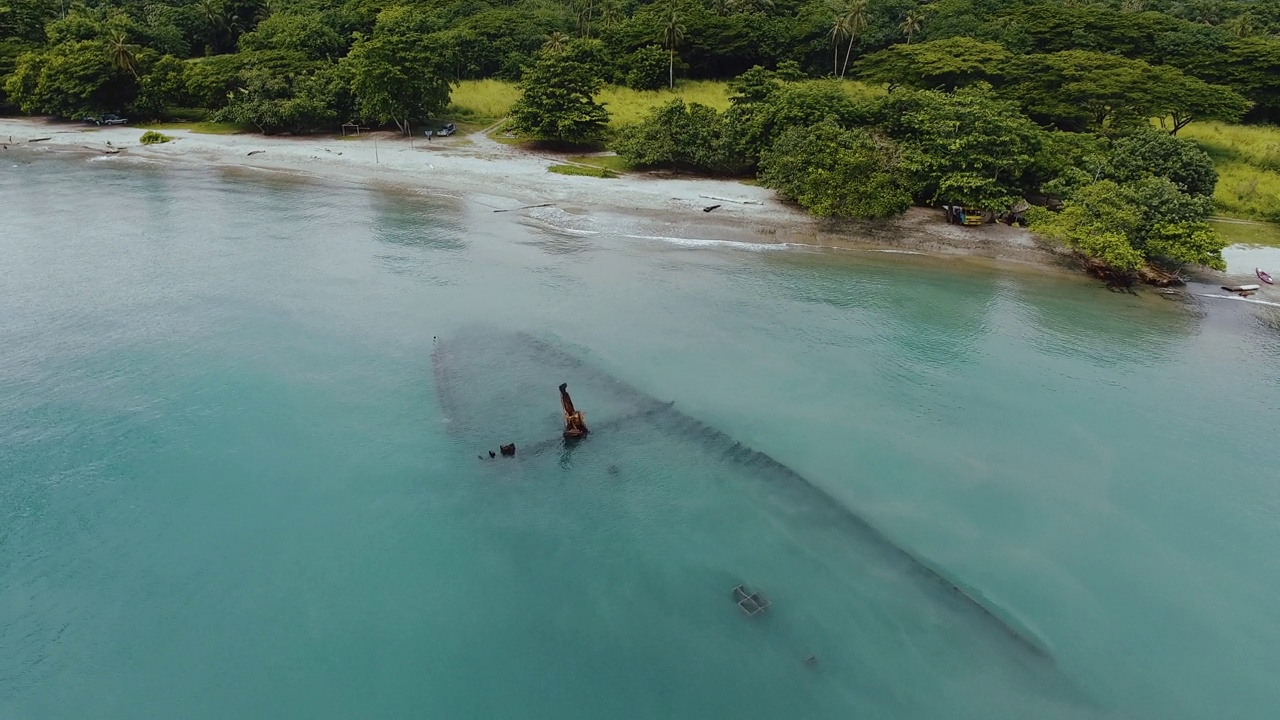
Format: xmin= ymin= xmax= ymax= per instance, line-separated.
xmin=138 ymin=129 xmax=171 ymax=143
xmin=5 ymin=0 xmax=1280 ymax=280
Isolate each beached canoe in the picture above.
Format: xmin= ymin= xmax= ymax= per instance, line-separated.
xmin=1258 ymin=268 xmax=1275 ymax=285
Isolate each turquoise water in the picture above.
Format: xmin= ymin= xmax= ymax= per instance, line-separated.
xmin=3 ymin=154 xmax=1279 ymax=719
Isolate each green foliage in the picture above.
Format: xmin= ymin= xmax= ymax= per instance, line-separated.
xmin=133 ymin=54 xmax=188 ymax=119
xmin=215 ymin=53 xmax=340 ymax=134
xmin=547 ymin=163 xmax=617 ymax=178
xmin=611 ymin=98 xmax=739 ymax=173
xmin=5 ymin=40 xmax=136 ymax=117
xmin=1146 ymin=65 xmax=1251 ymax=134
xmin=1027 ymin=181 xmax=1147 ymax=273
xmin=856 ymin=37 xmax=1009 ymax=92
xmin=238 ymin=13 xmax=343 ymax=61
xmin=508 ymin=41 xmax=609 ymax=145
xmin=1181 ymin=121 xmax=1280 ymax=221
xmin=622 ymin=45 xmax=668 ymax=91
xmin=1029 ymin=175 xmax=1226 ymax=274
xmin=759 ymin=119 xmax=912 ymax=219
xmin=877 ymin=84 xmax=1043 ymax=211
xmin=139 ymin=130 xmax=172 ymax=144
xmin=1007 ymin=50 xmax=1160 ymax=131
xmin=1106 ymin=129 xmax=1218 ymax=197
xmin=1144 ymin=221 xmax=1227 ymax=270
xmin=727 ymin=76 xmax=861 ymax=167
xmin=341 ymin=7 xmax=453 ymax=133
xmin=184 ymin=53 xmax=245 ymax=110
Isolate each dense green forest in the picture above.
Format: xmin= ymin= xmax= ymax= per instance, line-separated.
xmin=6 ymin=0 xmax=1280 ymax=279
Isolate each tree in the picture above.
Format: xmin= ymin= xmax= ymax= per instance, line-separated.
xmin=1225 ymin=12 xmax=1255 ymax=38
xmin=900 ymin=9 xmax=924 ymax=44
xmin=133 ymin=53 xmax=188 ymax=118
xmin=542 ymin=31 xmax=570 ymax=53
xmin=827 ymin=5 xmax=849 ymax=77
xmin=217 ymin=58 xmax=338 ymax=134
xmin=1027 ymin=178 xmax=1225 ymax=275
xmin=623 ymin=45 xmax=670 ymax=90
xmin=5 ymin=40 xmax=137 ymax=117
xmin=107 ymin=32 xmax=138 ymax=78
xmin=1106 ymin=128 xmax=1218 ymax=197
xmin=760 ymin=119 xmax=913 ymax=218
xmin=876 ymin=84 xmax=1043 ymax=210
xmin=1008 ymin=51 xmax=1169 ymax=131
xmin=1146 ymin=65 xmax=1250 ymax=134
xmin=508 ymin=41 xmax=609 ymax=145
xmin=726 ymin=77 xmax=861 ymax=166
xmin=1027 ymin=181 xmax=1147 ymax=274
xmin=1144 ymin=221 xmax=1227 ymax=269
xmin=612 ymin=99 xmax=739 ymax=172
xmin=237 ymin=13 xmax=344 ymax=60
xmin=660 ymin=3 xmax=684 ymax=90
xmin=837 ymin=0 xmax=868 ymax=79
xmin=856 ymin=37 xmax=1009 ymax=92
xmin=340 ymin=7 xmax=453 ymax=134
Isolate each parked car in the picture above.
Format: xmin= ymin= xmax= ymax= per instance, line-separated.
xmin=99 ymin=114 xmax=128 ymax=126
xmin=436 ymin=122 xmax=456 ymax=137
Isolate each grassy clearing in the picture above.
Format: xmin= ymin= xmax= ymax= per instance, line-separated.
xmin=565 ymin=154 xmax=631 ymax=172
xmin=1210 ymin=218 xmax=1280 ymax=248
xmin=548 ymin=163 xmax=618 ymax=178
xmin=139 ymin=120 xmax=252 ymax=135
xmin=1181 ymin=121 xmax=1280 ymax=222
xmin=596 ymin=81 xmax=732 ymax=125
xmin=448 ymin=79 xmax=522 ymax=122
xmin=450 ymin=78 xmax=882 ymax=130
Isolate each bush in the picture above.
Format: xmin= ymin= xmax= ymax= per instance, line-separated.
xmin=623 ymin=46 xmax=670 ymax=91
xmin=611 ymin=99 xmax=742 ymax=173
xmin=138 ymin=131 xmax=172 ymax=144
xmin=547 ymin=164 xmax=617 ymax=178
xmin=759 ymin=120 xmax=913 ymax=219
xmin=1107 ymin=128 xmax=1218 ymax=197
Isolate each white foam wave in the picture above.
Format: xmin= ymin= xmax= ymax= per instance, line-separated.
xmin=1196 ymin=293 xmax=1280 ymax=308
xmin=622 ymin=233 xmax=812 ymax=252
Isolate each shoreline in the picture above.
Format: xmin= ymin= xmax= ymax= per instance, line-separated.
xmin=2 ymin=116 xmax=1271 ymax=293
xmin=1 ymin=117 xmax=1060 ymax=267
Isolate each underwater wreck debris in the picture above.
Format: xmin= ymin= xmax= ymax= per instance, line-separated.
xmin=733 ymin=584 xmax=770 ymax=616
xmin=431 ymin=331 xmax=1053 ymax=662
xmin=560 ymin=383 xmax=589 ymax=439
xmin=500 ymin=443 xmax=516 ymax=457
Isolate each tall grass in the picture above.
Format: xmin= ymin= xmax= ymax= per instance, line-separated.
xmin=448 ymin=79 xmax=522 ymax=123
xmin=449 ymin=78 xmax=882 ymax=130
xmin=1180 ymin=121 xmax=1280 ymax=222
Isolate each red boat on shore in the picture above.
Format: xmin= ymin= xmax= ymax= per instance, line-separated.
xmin=1258 ymin=268 xmax=1275 ymax=285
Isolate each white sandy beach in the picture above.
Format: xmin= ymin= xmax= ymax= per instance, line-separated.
xmin=1 ymin=116 xmax=1063 ymax=265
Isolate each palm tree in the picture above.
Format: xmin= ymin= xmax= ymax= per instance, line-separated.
xmin=839 ymin=0 xmax=869 ymax=79
xmin=108 ymin=32 xmax=138 ymax=78
xmin=543 ymin=31 xmax=571 ymax=53
xmin=900 ymin=9 xmax=924 ymax=44
xmin=599 ymin=0 xmax=623 ymax=29
xmin=1226 ymin=13 xmax=1254 ymax=38
xmin=827 ymin=6 xmax=849 ymax=77
xmin=575 ymin=0 xmax=595 ymax=38
xmin=661 ymin=4 xmax=685 ymax=90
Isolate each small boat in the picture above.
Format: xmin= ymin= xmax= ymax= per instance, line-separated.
xmin=1259 ymin=268 xmax=1275 ymax=285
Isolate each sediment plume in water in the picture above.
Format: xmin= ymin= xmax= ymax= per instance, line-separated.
xmin=431 ymin=330 xmax=1053 ymax=662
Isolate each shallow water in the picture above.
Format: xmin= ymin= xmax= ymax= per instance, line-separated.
xmin=3 ymin=154 xmax=1280 ymax=719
